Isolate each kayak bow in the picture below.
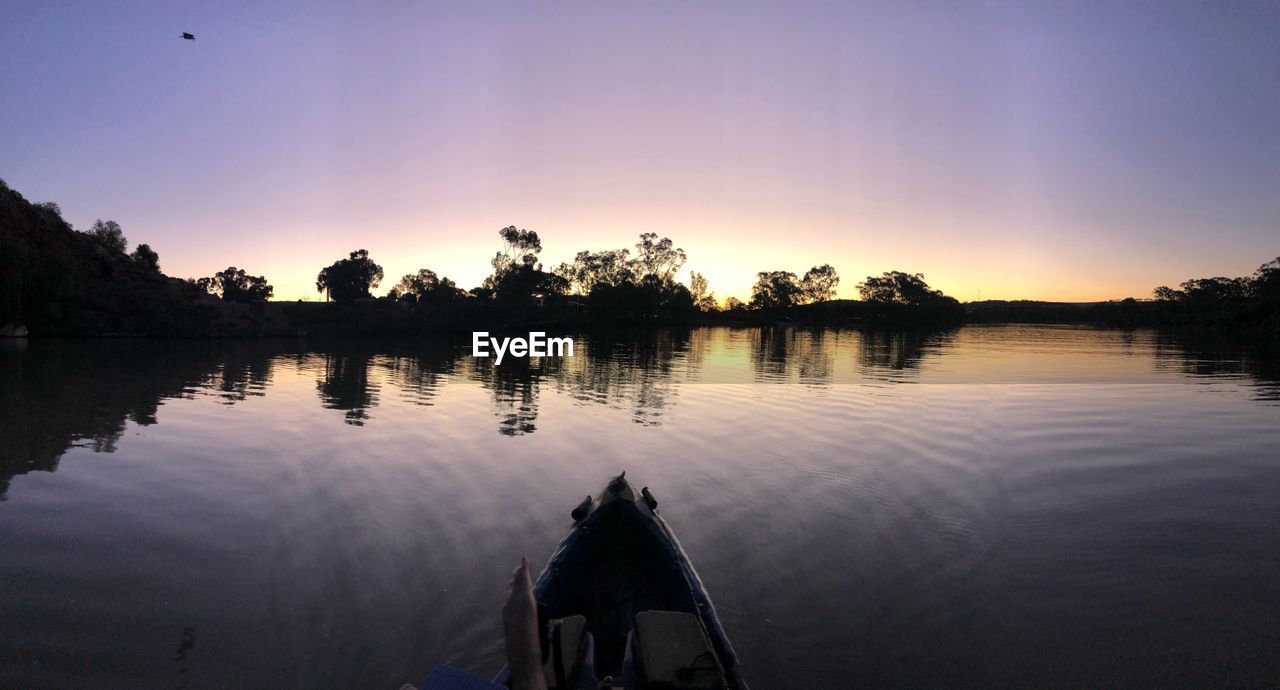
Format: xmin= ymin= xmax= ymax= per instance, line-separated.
xmin=494 ymin=472 xmax=747 ymax=689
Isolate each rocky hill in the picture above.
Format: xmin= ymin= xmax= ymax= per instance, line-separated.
xmin=0 ymin=178 xmax=244 ymax=336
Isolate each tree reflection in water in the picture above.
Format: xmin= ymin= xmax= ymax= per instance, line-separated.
xmin=749 ymin=327 xmax=837 ymax=384
xmin=0 ymin=340 xmax=279 ymax=497
xmin=552 ymin=329 xmax=702 ymax=427
xmin=315 ymin=351 xmax=380 ymax=426
xmin=381 ymin=341 xmax=455 ymax=408
xmin=201 ymin=344 xmax=275 ymax=404
xmin=856 ymin=327 xmax=958 ymax=376
xmin=1153 ymin=329 xmax=1280 ymax=403
xmin=2 ymin=327 xmax=1277 ymax=498
xmin=473 ymin=355 xmax=547 ymax=436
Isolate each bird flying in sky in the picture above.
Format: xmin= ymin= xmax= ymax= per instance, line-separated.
xmin=181 ymin=32 xmax=195 ymax=41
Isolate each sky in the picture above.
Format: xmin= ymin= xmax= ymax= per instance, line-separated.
xmin=2 ymin=1 xmax=1278 ymax=302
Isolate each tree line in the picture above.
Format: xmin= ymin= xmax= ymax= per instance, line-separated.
xmin=1145 ymin=258 xmax=1280 ymax=328
xmin=75 ymin=209 xmax=1276 ymax=327
xmin=7 ymin=177 xmax=1273 ymax=334
xmin=5 ymin=191 xmax=958 ymax=322
xmin=1153 ymin=258 xmax=1279 ymax=305
xmin=184 ymin=225 xmax=959 ymax=319
xmin=9 ymin=203 xmax=274 ymax=306
xmin=78 ymin=210 xmax=1274 ymax=320
xmin=49 ymin=202 xmax=1275 ymax=317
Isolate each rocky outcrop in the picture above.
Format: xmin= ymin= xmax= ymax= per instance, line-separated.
xmin=0 ymin=178 xmax=293 ymax=336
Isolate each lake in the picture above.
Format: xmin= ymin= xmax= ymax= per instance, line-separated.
xmin=1 ymin=325 xmax=1278 ymax=689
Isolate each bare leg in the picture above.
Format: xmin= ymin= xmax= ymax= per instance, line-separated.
xmin=503 ymin=557 xmax=547 ymax=690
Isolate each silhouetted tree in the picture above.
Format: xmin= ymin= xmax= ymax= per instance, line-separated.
xmin=33 ymin=201 xmax=62 ymax=218
xmin=633 ymin=232 xmax=686 ymax=284
xmin=191 ymin=267 xmax=274 ymax=303
xmin=589 ymin=282 xmax=651 ymax=317
xmin=219 ymin=268 xmax=273 ymax=303
xmin=1178 ymin=277 xmax=1249 ymax=303
xmin=689 ymin=271 xmax=717 ymax=311
xmin=553 ymin=234 xmax=693 ymax=317
xmin=858 ymin=271 xmax=954 ymax=305
xmin=87 ymin=219 xmax=127 ymax=254
xmin=435 ymin=276 xmax=464 ymax=301
xmin=484 ymin=226 xmax=567 ymax=305
xmin=486 ymin=262 xmax=568 ymax=304
xmin=1145 ymin=260 xmax=1280 ymax=327
xmin=663 ymin=279 xmax=695 ymax=314
xmin=587 ymin=273 xmax=692 ymax=319
xmin=1154 ymin=264 xmax=1276 ymax=305
xmin=750 ymin=271 xmax=802 ymax=309
xmin=189 ymin=276 xmax=216 ymax=295
xmin=388 ymin=268 xmax=463 ymax=303
xmin=490 ymin=225 xmax=543 ymax=276
xmin=800 ymin=264 xmax=839 ymax=303
xmin=724 ymin=296 xmax=746 ymax=311
xmin=554 ymin=249 xmax=634 ymax=295
xmin=130 ymin=243 xmax=160 ymax=272
xmin=1252 ymin=257 xmax=1280 ymax=300
xmin=316 ymin=249 xmax=383 ymax=302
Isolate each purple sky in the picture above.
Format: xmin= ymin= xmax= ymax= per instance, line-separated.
xmin=3 ymin=1 xmax=1278 ymax=301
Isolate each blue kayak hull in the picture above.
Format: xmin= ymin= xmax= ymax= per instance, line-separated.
xmin=493 ymin=473 xmax=747 ymax=689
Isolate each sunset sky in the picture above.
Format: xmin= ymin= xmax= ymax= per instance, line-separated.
xmin=3 ymin=1 xmax=1278 ymax=302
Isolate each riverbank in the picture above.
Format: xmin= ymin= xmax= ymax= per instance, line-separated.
xmin=4 ymin=295 xmax=1278 ymax=339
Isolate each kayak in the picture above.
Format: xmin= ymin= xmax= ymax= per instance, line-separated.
xmin=421 ymin=473 xmax=747 ymax=690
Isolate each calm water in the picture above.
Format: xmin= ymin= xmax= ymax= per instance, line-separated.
xmin=2 ymin=325 xmax=1278 ymax=689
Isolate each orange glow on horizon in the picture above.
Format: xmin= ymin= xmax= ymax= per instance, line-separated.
xmin=160 ymin=209 xmax=1250 ymax=305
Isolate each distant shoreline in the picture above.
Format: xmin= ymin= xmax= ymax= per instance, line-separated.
xmin=4 ymin=178 xmax=1277 ymax=338
xmin=3 ymin=305 xmax=1277 ymax=341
